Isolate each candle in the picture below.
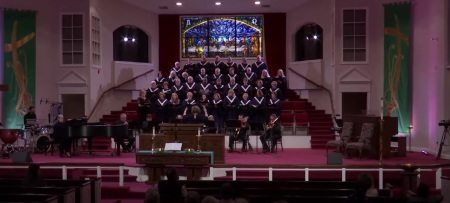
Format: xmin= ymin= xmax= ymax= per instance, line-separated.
xmin=152 ymin=127 xmax=155 ymax=135
xmin=380 ymin=98 xmax=384 ymax=120
xmin=198 ymin=128 xmax=200 ymax=136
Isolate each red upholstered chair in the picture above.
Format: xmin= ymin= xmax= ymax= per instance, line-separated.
xmin=281 ymin=101 xmax=293 ymax=111
xmin=280 ymin=113 xmax=295 ymax=134
xmin=294 ymin=113 xmax=309 ymax=134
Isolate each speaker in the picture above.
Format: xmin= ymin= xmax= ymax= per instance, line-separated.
xmin=12 ymin=152 xmax=33 ymax=163
xmin=327 ymin=153 xmax=342 ymax=165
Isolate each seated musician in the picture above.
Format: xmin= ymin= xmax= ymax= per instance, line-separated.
xmin=228 ymin=114 xmax=249 ymax=153
xmin=115 ymin=113 xmax=136 ymax=152
xmin=142 ymin=114 xmax=159 ymax=133
xmin=260 ymin=114 xmax=281 ymax=153
xmin=52 ymin=114 xmax=71 ymax=157
xmin=182 ymin=106 xmax=207 ymax=125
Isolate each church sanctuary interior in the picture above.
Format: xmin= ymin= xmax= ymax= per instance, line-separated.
xmin=1 ymin=0 xmax=450 ymax=202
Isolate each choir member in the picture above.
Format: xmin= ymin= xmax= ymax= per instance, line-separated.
xmin=250 ymin=89 xmax=266 ymax=123
xmin=183 ymin=76 xmax=199 ymax=99
xmin=160 ymin=81 xmax=172 ymax=99
xmin=195 ymin=68 xmax=209 ymax=83
xmin=274 ymin=69 xmax=287 ymax=97
xmin=146 ymin=81 xmax=160 ymax=112
xmin=243 ymin=67 xmax=257 ymax=86
xmin=167 ymin=71 xmax=178 ymax=86
xmin=225 ymin=77 xmax=240 ymax=94
xmin=251 ymin=55 xmax=268 ymax=78
xmin=254 ymin=79 xmax=267 ymax=96
xmin=212 ymin=78 xmax=225 ymax=97
xmin=211 ymin=68 xmax=224 ymax=83
xmin=238 ymin=93 xmax=252 ymax=118
xmin=182 ymin=92 xmax=197 ymax=116
xmin=213 ymin=55 xmax=226 ymax=75
xmin=225 ymin=56 xmax=238 ymax=76
xmin=238 ymin=57 xmax=251 ymax=77
xmin=115 ymin=113 xmax=136 ymax=152
xmin=172 ymin=61 xmax=183 ymax=77
xmin=224 ymin=89 xmax=239 ymax=120
xmin=171 ymin=79 xmax=185 ymax=101
xmin=211 ymin=93 xmax=224 ymax=132
xmin=168 ymin=93 xmax=182 ymax=122
xmin=260 ymin=114 xmax=281 ymax=153
xmin=228 ymin=114 xmax=249 ymax=153
xmin=199 ymin=93 xmax=210 ymax=116
xmin=155 ymin=92 xmax=169 ymax=123
xmin=226 ymin=67 xmax=239 ymax=83
xmin=183 ymin=57 xmax=196 ymax=76
xmin=261 ymin=69 xmax=272 ymax=90
xmin=199 ymin=77 xmax=212 ymax=99
xmin=182 ymin=106 xmax=208 ymax=124
xmin=238 ymin=77 xmax=253 ymax=99
xmin=141 ymin=114 xmax=159 ymax=133
xmin=137 ymin=89 xmax=150 ymax=126
xmin=180 ymin=72 xmax=189 ymax=84
xmin=52 ymin=114 xmax=71 ymax=157
xmin=269 ymin=81 xmax=283 ymax=100
xmin=154 ymin=71 xmax=167 ymax=88
xmin=267 ymin=92 xmax=281 ymax=117
xmin=197 ymin=55 xmax=213 ymax=76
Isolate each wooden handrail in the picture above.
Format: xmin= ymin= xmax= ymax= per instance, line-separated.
xmin=288 ymin=68 xmax=336 ymax=122
xmin=87 ymin=69 xmax=154 ymax=120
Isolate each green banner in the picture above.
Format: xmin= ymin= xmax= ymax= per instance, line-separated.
xmin=3 ymin=10 xmax=36 ymax=129
xmin=383 ymin=3 xmax=411 ymax=133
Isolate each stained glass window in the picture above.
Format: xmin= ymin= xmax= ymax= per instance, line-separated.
xmin=181 ymin=16 xmax=263 ymax=58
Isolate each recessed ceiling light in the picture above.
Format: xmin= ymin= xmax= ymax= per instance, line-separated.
xmin=215 ymin=2 xmax=221 ymax=5
xmin=255 ymin=1 xmax=261 ymax=5
xmin=176 ymin=2 xmax=182 ymax=6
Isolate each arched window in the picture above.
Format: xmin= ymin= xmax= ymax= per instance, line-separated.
xmin=113 ymin=25 xmax=149 ymax=63
xmin=295 ymin=23 xmax=323 ymax=61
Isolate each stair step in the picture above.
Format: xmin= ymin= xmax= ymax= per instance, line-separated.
xmin=81 ymin=175 xmax=136 ymax=182
xmin=214 ymin=176 xmax=269 ymax=181
xmin=225 ymin=171 xmax=268 ymax=176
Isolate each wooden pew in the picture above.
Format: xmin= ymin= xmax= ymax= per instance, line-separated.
xmin=0 ymin=194 xmax=59 ymax=203
xmin=0 ymin=186 xmax=76 ymax=203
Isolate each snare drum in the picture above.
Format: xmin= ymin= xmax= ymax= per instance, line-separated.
xmin=35 ymin=135 xmax=51 ymax=153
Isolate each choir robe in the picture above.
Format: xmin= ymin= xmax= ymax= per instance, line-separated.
xmin=251 ymin=62 xmax=269 ymax=78
xmin=195 ymin=74 xmax=210 ymax=83
xmin=199 ymin=99 xmax=210 ymax=116
xmin=225 ymin=62 xmax=238 ymax=74
xmin=137 ymin=97 xmax=150 ymax=125
xmin=212 ymin=84 xmax=225 ymax=97
xmin=198 ymin=83 xmax=213 ymax=99
xmin=183 ymin=82 xmax=200 ymax=99
xmin=224 ymin=95 xmax=239 ymax=120
xmin=225 ymin=73 xmax=240 ymax=84
xmin=171 ymin=85 xmax=185 ymax=101
xmin=183 ymin=63 xmax=196 ymax=76
xmin=261 ymin=77 xmax=272 ymax=90
xmin=155 ymin=98 xmax=169 ymax=123
xmin=181 ymin=99 xmax=197 ymax=115
xmin=273 ymin=76 xmax=287 ymax=94
xmin=243 ymin=72 xmax=257 ymax=86
xmin=160 ymin=88 xmax=172 ymax=99
xmin=212 ymin=61 xmax=226 ymax=75
xmin=154 ymin=77 xmax=167 ymax=89
xmin=171 ymin=67 xmax=184 ymax=78
xmin=225 ymin=83 xmax=240 ymax=94
xmin=197 ymin=61 xmax=213 ymax=76
xmin=238 ymin=84 xmax=253 ymax=98
xmin=238 ymin=63 xmax=251 ymax=76
xmin=211 ymin=74 xmax=224 ymax=84
xmin=168 ymin=100 xmax=182 ymax=121
xmin=267 ymin=98 xmax=281 ymax=116
xmin=250 ymin=96 xmax=267 ymax=123
xmin=238 ymin=99 xmax=251 ymax=117
xmin=146 ymin=87 xmax=160 ymax=112
xmin=211 ymin=99 xmax=225 ymax=131
xmin=167 ymin=77 xmax=178 ymax=87
xmin=180 ymin=76 xmax=189 ymax=84
xmin=253 ymin=86 xmax=267 ymax=97
xmin=268 ymin=87 xmax=283 ymax=100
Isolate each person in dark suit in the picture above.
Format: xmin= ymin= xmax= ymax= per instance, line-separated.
xmin=52 ymin=114 xmax=71 ymax=157
xmin=22 ymin=164 xmax=46 ymax=187
xmin=115 ymin=113 xmax=136 ymax=152
xmin=260 ymin=114 xmax=281 ymax=153
xmin=182 ymin=106 xmax=207 ymax=125
xmin=23 ymin=106 xmax=37 ymax=126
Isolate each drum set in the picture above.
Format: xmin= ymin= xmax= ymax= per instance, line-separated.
xmin=0 ymin=125 xmax=54 ymax=157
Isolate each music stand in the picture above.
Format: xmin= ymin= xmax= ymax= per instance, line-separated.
xmin=249 ymin=122 xmax=265 ymax=153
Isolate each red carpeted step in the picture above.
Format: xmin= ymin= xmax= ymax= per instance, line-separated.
xmin=82 ymin=175 xmax=136 ymax=182
xmin=82 ymin=169 xmax=123 ymax=176
xmin=225 ymin=170 xmax=269 ymax=177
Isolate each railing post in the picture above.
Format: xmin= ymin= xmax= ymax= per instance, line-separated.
xmin=119 ymin=166 xmax=124 ymax=186
xmin=269 ymin=168 xmax=273 ymax=181
xmin=379 ymin=168 xmax=383 ymax=189
xmin=97 ymin=166 xmax=101 ymax=178
xmin=436 ymin=168 xmax=442 ymax=189
xmin=209 ymin=167 xmax=214 ymax=181
xmin=305 ymin=168 xmax=309 ymax=181
xmin=62 ymin=166 xmax=67 ymax=180
xmin=232 ymin=167 xmax=236 ymax=181
xmin=342 ymin=168 xmax=346 ymax=182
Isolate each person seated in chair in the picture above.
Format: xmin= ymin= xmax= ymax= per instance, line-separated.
xmin=52 ymin=114 xmax=71 ymax=157
xmin=115 ymin=113 xmax=136 ymax=152
xmin=260 ymin=114 xmax=281 ymax=153
xmin=142 ymin=114 xmax=159 ymax=133
xmin=182 ymin=106 xmax=207 ymax=125
xmin=228 ymin=114 xmax=249 ymax=153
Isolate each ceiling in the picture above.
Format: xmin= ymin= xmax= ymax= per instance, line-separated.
xmin=121 ymin=0 xmax=312 ymax=14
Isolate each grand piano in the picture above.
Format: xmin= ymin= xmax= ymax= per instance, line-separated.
xmin=67 ymin=119 xmax=128 ymax=156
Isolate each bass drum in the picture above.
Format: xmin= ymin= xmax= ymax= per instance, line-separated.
xmin=35 ymin=135 xmax=51 ymax=153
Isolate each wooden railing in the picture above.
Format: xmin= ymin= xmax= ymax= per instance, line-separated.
xmin=288 ymin=68 xmax=336 ymax=122
xmin=87 ymin=69 xmax=154 ymax=120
